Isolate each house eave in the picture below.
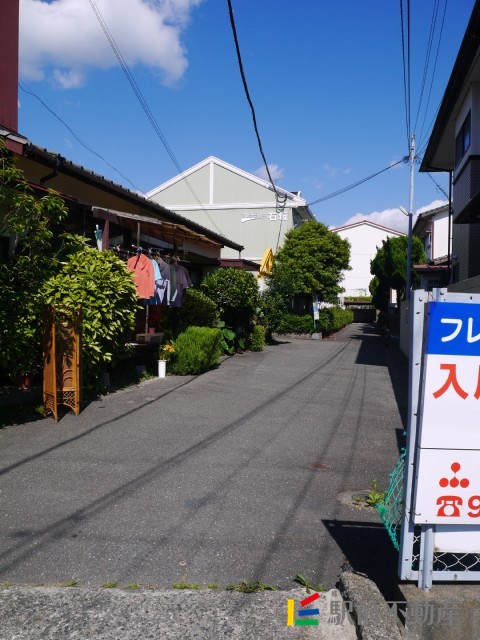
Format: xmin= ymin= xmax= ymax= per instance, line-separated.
xmin=420 ymin=2 xmax=480 ymax=173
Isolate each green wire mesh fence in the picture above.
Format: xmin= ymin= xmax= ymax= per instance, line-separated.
xmin=377 ymin=452 xmax=406 ymax=551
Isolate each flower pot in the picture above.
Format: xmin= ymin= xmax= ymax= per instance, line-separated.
xmin=158 ymin=359 xmax=167 ymax=378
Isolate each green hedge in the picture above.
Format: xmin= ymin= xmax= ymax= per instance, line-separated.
xmin=276 ymin=313 xmax=315 ymax=333
xmin=274 ymin=307 xmax=354 ymax=335
xmin=318 ymin=307 xmax=354 ymax=333
xmin=170 ymin=326 xmax=222 ymax=375
xmin=249 ymin=325 xmax=266 ymax=351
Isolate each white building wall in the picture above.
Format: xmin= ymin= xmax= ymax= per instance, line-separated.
xmin=332 ymin=221 xmax=405 ymax=298
xmin=430 ymin=208 xmax=450 ymax=259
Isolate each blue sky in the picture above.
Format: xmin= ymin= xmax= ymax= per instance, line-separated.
xmin=17 ymin=0 xmax=475 ymax=232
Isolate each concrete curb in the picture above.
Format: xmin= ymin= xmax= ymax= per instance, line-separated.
xmin=338 ymin=572 xmax=403 ymax=640
xmin=0 ymin=586 xmax=357 ymax=640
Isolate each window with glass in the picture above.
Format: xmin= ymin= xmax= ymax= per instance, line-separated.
xmin=455 ymin=111 xmax=471 ymax=168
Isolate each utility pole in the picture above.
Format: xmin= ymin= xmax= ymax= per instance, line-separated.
xmin=405 ymin=134 xmax=415 ymax=301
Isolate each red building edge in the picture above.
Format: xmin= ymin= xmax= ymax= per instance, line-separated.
xmin=0 ymin=0 xmax=19 ymax=133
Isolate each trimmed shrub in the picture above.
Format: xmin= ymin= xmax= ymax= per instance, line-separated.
xmin=249 ymin=325 xmax=266 ymax=352
xmin=170 ymin=327 xmax=222 ymax=375
xmin=317 ymin=307 xmax=354 ymax=334
xmin=178 ymin=288 xmax=219 ymax=332
xmin=276 ymin=314 xmax=315 ymax=333
xmin=270 ymin=307 xmax=353 ymax=335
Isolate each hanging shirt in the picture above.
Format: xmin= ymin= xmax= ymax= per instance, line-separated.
xmin=171 ymin=264 xmax=192 ymax=308
xmin=154 ymin=257 xmax=171 ymax=306
xmin=127 ymin=253 xmax=154 ymax=299
xmin=169 ymin=264 xmax=178 ymax=304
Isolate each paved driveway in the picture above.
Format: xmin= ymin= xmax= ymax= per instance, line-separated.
xmin=0 ymin=323 xmax=406 ymax=594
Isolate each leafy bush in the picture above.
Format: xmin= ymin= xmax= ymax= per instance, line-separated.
xmin=0 ymin=140 xmax=69 ymax=379
xmin=43 ymin=244 xmax=138 ymax=389
xmin=276 ymin=314 xmax=315 ymax=333
xmin=170 ymin=327 xmax=222 ymax=375
xmin=177 ymin=288 xmax=218 ymax=332
xmin=317 ymin=307 xmax=354 ymax=333
xmin=248 ymin=325 xmax=266 ymax=352
xmin=201 ymin=268 xmax=259 ymax=333
xmin=215 ymin=321 xmax=237 ymax=355
xmin=257 ymin=292 xmax=286 ymax=333
xmin=264 ymin=306 xmax=353 ymax=335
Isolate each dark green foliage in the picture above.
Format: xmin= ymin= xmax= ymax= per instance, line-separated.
xmin=0 ymin=140 xmax=69 ymax=379
xmin=370 ymin=235 xmax=426 ymax=312
xmin=43 ymin=244 xmax=138 ymax=389
xmin=170 ymin=327 xmax=222 ymax=375
xmin=258 ymin=292 xmax=286 ymax=333
xmin=215 ymin=320 xmax=236 ymax=355
xmin=272 ymin=307 xmax=353 ymax=335
xmin=276 ymin=314 xmax=315 ymax=333
xmin=177 ymin=288 xmax=219 ymax=332
xmin=318 ymin=307 xmax=354 ymax=333
xmin=344 ymin=296 xmax=372 ymax=303
xmin=267 ymin=220 xmax=350 ymax=303
xmin=248 ymin=324 xmax=266 ymax=351
xmin=201 ymin=268 xmax=259 ymax=332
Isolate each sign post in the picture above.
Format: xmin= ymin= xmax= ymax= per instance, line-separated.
xmin=399 ymin=289 xmax=480 ymax=589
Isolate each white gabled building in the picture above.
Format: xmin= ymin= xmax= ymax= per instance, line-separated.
xmin=412 ymin=203 xmax=451 ymax=291
xmin=331 ymin=220 xmax=406 ymax=300
xmin=146 ymin=156 xmax=315 ymax=264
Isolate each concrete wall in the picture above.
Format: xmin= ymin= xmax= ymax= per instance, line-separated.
xmin=333 ymin=222 xmax=405 ymax=298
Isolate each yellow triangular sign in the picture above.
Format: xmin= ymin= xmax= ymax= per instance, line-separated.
xmin=258 ymin=247 xmax=274 ymax=279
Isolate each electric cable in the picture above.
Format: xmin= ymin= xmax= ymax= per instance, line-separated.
xmin=407 ymin=0 xmax=412 ymax=141
xmin=418 ymin=0 xmax=448 ymax=148
xmin=88 ymin=0 xmax=226 ymax=237
xmin=307 ymin=158 xmax=407 ymax=208
xmin=414 ymin=0 xmax=441 ymax=134
xmin=18 ymin=81 xmax=141 ymax=191
xmin=426 ymin=171 xmax=449 ymax=199
xmin=399 ymin=0 xmax=411 ymax=150
xmin=226 ymin=0 xmax=281 ymax=201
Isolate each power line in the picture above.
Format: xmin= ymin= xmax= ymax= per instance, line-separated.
xmin=414 ymin=0 xmax=441 ymax=134
xmin=417 ymin=0 xmax=448 ymax=146
xmin=407 ymin=0 xmax=412 ymax=140
xmin=426 ymin=171 xmax=449 ymax=199
xmin=399 ymin=0 xmax=410 ymax=150
xmin=87 ymin=0 xmax=226 ymax=237
xmin=18 ymin=81 xmax=141 ymax=191
xmin=307 ymin=158 xmax=407 ymax=208
xmin=226 ymin=0 xmax=282 ymax=202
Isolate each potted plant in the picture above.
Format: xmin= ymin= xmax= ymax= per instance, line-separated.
xmin=158 ymin=343 xmax=175 ymax=377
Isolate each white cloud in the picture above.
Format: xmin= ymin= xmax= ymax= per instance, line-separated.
xmin=338 ymin=199 xmax=449 ymax=234
xmin=255 ymin=164 xmax=285 ymax=182
xmin=340 ymin=208 xmax=411 ymax=233
xmin=416 ymin=199 xmax=448 ymax=214
xmin=19 ymin=0 xmax=203 ymax=88
xmin=323 ymin=163 xmax=338 ymax=177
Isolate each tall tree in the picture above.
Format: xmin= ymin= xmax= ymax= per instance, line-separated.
xmin=369 ymin=235 xmax=426 ymax=312
xmin=267 ymin=220 xmax=350 ymax=304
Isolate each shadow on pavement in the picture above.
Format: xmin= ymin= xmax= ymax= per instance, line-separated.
xmin=349 ymin=323 xmax=409 ymax=432
xmin=323 ymin=519 xmax=399 ymax=600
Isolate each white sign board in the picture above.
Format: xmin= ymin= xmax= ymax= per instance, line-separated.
xmin=413 ymin=301 xmax=480 ymax=525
